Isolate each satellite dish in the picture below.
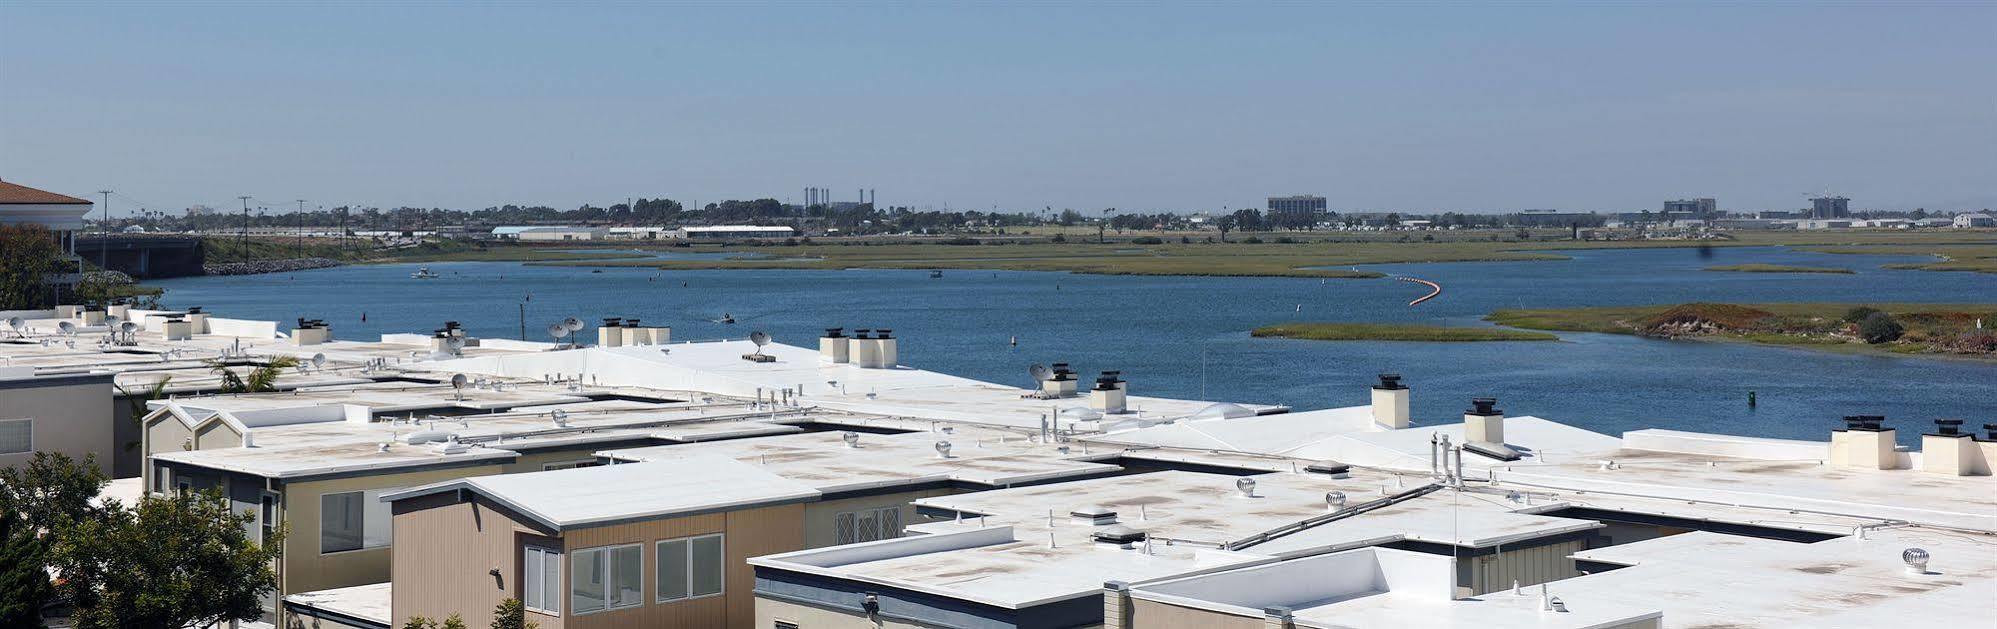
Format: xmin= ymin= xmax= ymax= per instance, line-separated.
xmin=310 ymin=353 xmax=327 ymax=369
xmin=6 ymin=317 xmax=22 ymax=331
xmin=58 ymin=321 xmax=76 ymax=336
xmin=1029 ymin=363 xmax=1052 ymax=383
xmin=749 ymin=331 xmax=770 ymax=356
xmin=105 ymin=315 xmax=121 ymax=326
xmin=545 ymin=323 xmax=568 ymax=339
xmin=445 ymin=336 xmax=467 ymax=352
xmin=120 ymin=321 xmax=139 ymax=334
xmin=450 ymin=373 xmax=468 ymax=389
xmin=561 ymin=317 xmax=584 ymax=332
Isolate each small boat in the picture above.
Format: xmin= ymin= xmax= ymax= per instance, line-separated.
xmin=410 ymin=267 xmax=439 ymax=279
xmin=930 ymin=270 xmax=944 ymax=279
xmin=718 ymin=313 xmax=736 ymax=325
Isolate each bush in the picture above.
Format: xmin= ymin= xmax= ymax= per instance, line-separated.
xmin=939 ymin=237 xmax=981 ymax=245
xmin=1242 ymin=236 xmax=1263 ymax=244
xmin=1050 ymin=234 xmax=1066 ymax=243
xmin=1179 ymin=236 xmax=1191 ymax=244
xmin=1130 ymin=236 xmax=1164 ymax=245
xmin=1275 ymin=236 xmax=1297 ymax=244
xmin=1841 ymin=306 xmax=1882 ymax=324
xmin=1857 ymin=312 xmax=1904 ymax=344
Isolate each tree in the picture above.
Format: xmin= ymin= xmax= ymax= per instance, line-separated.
xmin=0 ymin=224 xmax=65 ymax=309
xmin=0 ymin=453 xmax=108 ymax=626
xmin=1841 ymin=306 xmax=1882 ymax=324
xmin=1216 ymin=214 xmax=1236 ymax=242
xmin=491 ymin=598 xmax=540 ymax=629
xmin=208 ymin=355 xmax=300 ymax=393
xmin=1857 ymin=312 xmax=1904 ymax=344
xmin=53 ymin=489 xmax=284 ymax=629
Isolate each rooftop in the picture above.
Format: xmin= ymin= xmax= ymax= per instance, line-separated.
xmin=382 ymin=456 xmax=820 ymax=531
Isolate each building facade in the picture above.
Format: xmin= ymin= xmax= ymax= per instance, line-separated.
xmin=1265 ymin=196 xmax=1326 ymax=228
xmin=1809 ymin=196 xmax=1850 ymax=219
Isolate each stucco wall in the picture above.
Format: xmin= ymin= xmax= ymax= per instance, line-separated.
xmin=0 ymin=375 xmax=115 ymax=473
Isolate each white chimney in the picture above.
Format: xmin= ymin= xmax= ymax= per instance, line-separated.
xmin=1839 ymin=416 xmax=1899 ymax=470
xmin=1465 ymin=397 xmax=1504 ymax=445
xmin=820 ymin=328 xmax=850 ymax=363
xmin=1920 ymin=419 xmax=1977 ymax=476
xmin=597 ymin=318 xmax=624 ymax=347
xmin=851 ymin=329 xmax=881 ymax=367
xmin=1371 ymin=373 xmax=1409 ymax=429
xmin=1090 ymin=371 xmax=1127 ymax=414
xmin=874 ymin=329 xmax=898 ymax=368
xmin=1042 ymin=363 xmax=1079 ymax=397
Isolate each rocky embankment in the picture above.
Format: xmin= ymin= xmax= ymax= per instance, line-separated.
xmin=202 ymin=257 xmax=343 ymax=276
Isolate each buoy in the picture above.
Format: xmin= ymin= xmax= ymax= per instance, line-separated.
xmin=1295 ymin=304 xmax=1302 ymax=312
xmin=361 ymin=312 xmax=367 ymax=322
xmin=1009 ymin=335 xmax=1018 ymax=347
xmin=1748 ymin=391 xmax=1757 ymax=408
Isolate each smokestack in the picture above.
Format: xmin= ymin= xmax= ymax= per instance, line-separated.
xmin=1371 ymin=374 xmax=1409 ymax=429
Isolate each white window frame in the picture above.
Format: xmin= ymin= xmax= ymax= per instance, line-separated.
xmin=522 ymin=545 xmax=562 ymax=616
xmin=572 ymin=543 xmax=644 ymax=615
xmin=656 ymin=533 xmax=725 ymax=604
xmin=258 ymin=492 xmax=280 ymax=544
xmin=0 ymin=418 xmax=31 ymax=455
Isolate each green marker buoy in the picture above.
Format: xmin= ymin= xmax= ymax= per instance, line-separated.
xmin=1748 ymin=391 xmax=1757 ymax=408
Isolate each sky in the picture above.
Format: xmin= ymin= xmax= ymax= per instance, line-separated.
xmin=2 ymin=3 xmax=1992 ymax=216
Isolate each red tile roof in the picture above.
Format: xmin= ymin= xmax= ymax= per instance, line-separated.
xmin=0 ymin=180 xmax=92 ymax=205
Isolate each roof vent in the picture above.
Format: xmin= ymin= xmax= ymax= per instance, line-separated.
xmin=1304 ymin=461 xmax=1351 ymax=478
xmin=1234 ymin=476 xmax=1258 ymax=498
xmin=823 ymin=327 xmax=845 ymax=338
xmin=1842 ymin=415 xmax=1886 ymax=431
xmin=1902 ymin=548 xmax=1930 ymax=575
xmin=934 ymin=440 xmax=953 ymax=459
xmin=841 ymin=431 xmax=861 ymax=448
xmin=1468 ymin=397 xmax=1500 ymax=416
xmin=1932 ymin=418 xmax=1964 ymax=436
xmin=1070 ymin=505 xmax=1118 ymax=526
xmin=1092 ymin=524 xmax=1146 ymax=546
xmin=1373 ymin=373 xmax=1405 ymax=390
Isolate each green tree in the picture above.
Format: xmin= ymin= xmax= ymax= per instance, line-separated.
xmin=0 ymin=224 xmax=65 ymax=309
xmin=1841 ymin=306 xmax=1882 ymax=324
xmin=1857 ymin=312 xmax=1904 ymax=344
xmin=491 ymin=598 xmax=540 ymax=629
xmin=53 ymin=488 xmax=284 ymax=629
xmin=0 ymin=453 xmax=108 ymax=626
xmin=207 ymin=355 xmax=300 ymax=393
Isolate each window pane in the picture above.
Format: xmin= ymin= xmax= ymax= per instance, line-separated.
xmin=523 ymin=549 xmax=544 ymax=610
xmin=658 ymin=540 xmax=688 ymax=601
xmin=835 ymin=512 xmax=856 ymax=545
xmin=0 ymin=419 xmax=32 ymax=455
xmin=542 ymin=549 xmax=562 ymax=614
xmin=611 ymin=545 xmax=643 ymax=608
xmin=880 ymin=507 xmax=902 ymax=540
xmin=691 ymin=536 xmax=723 ymax=597
xmin=320 ymin=492 xmax=362 ymax=553
xmin=572 ymin=549 xmax=605 ymax=613
xmin=361 ymin=488 xmax=396 ymax=548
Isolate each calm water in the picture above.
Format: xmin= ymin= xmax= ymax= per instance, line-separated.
xmin=151 ymin=246 xmax=1997 ymax=444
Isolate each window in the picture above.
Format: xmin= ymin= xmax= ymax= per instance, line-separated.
xmin=259 ymin=493 xmax=280 ymax=544
xmin=657 ymin=534 xmax=724 ymax=602
xmin=572 ymin=544 xmax=642 ymax=614
xmin=321 ymin=492 xmax=363 ymax=553
xmin=542 ymin=460 xmax=603 ymax=471
xmin=0 ymin=419 xmax=30 ymax=455
xmin=151 ymin=464 xmax=172 ymax=495
xmin=320 ymin=487 xmax=400 ymax=554
xmin=523 ymin=546 xmax=562 ymax=615
xmin=834 ymin=507 xmax=902 ymax=545
xmin=774 ymin=622 xmax=800 ymax=629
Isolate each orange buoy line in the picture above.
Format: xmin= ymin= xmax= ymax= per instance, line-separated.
xmin=1395 ymin=276 xmax=1442 ymax=306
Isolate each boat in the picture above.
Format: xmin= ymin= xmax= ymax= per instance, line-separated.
xmin=930 ymin=270 xmax=944 ymax=278
xmin=410 ymin=267 xmax=439 ymax=279
xmin=718 ymin=313 xmax=736 ymax=325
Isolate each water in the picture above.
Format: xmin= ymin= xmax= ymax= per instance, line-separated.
xmin=151 ymin=246 xmax=1997 ymax=444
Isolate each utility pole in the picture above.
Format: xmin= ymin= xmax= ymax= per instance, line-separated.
xmin=238 ymin=196 xmax=252 ymax=263
xmin=97 ymin=190 xmax=112 ymax=273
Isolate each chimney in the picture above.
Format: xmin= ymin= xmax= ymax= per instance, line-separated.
xmin=1465 ymin=397 xmax=1504 ymax=445
xmin=851 ymin=329 xmax=881 ymax=367
xmin=292 ymin=317 xmax=330 ymax=346
xmin=597 ymin=317 xmax=624 ymax=347
xmin=1840 ymin=415 xmax=1899 ymax=470
xmin=1370 ymin=373 xmax=1409 ymax=429
xmin=874 ymin=329 xmax=898 ymax=368
xmin=1920 ymin=419 xmax=1980 ymax=476
xmin=1090 ymin=371 xmax=1127 ymax=414
xmin=184 ymin=307 xmax=211 ymax=334
xmin=1042 ymin=363 xmax=1079 ymax=397
xmin=819 ymin=327 xmax=850 ymax=363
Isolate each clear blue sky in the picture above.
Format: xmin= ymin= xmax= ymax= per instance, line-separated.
xmin=3 ymin=3 xmax=1991 ymax=216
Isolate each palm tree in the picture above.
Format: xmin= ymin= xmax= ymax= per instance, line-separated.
xmin=206 ymin=356 xmax=299 ymax=394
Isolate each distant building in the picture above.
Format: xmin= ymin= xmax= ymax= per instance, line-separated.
xmin=1809 ymin=196 xmax=1850 ymax=219
xmin=185 ymin=204 xmax=215 ymax=217
xmin=1266 ymin=195 xmax=1326 ymax=228
xmin=1663 ymin=198 xmax=1717 ymax=216
xmin=674 ymin=225 xmax=795 ymax=240
xmin=516 ymin=226 xmax=608 ymax=241
xmin=1954 ymin=212 xmax=1995 ymax=228
xmin=1511 ymin=210 xmax=1599 ymax=227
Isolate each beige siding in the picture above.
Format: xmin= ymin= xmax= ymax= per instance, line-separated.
xmin=801 ymin=488 xmax=958 ymax=548
xmin=0 ymin=378 xmax=115 ymax=472
xmin=282 ymin=465 xmax=507 ymax=598
xmin=1128 ymin=599 xmax=1264 ymax=629
xmin=194 ymin=419 xmax=243 ymax=450
xmin=1469 ymin=539 xmax=1589 ymax=595
xmin=391 ymin=494 xmax=542 ymax=629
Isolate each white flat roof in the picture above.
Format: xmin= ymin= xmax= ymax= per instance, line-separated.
xmin=383 ymin=456 xmax=819 ymax=531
